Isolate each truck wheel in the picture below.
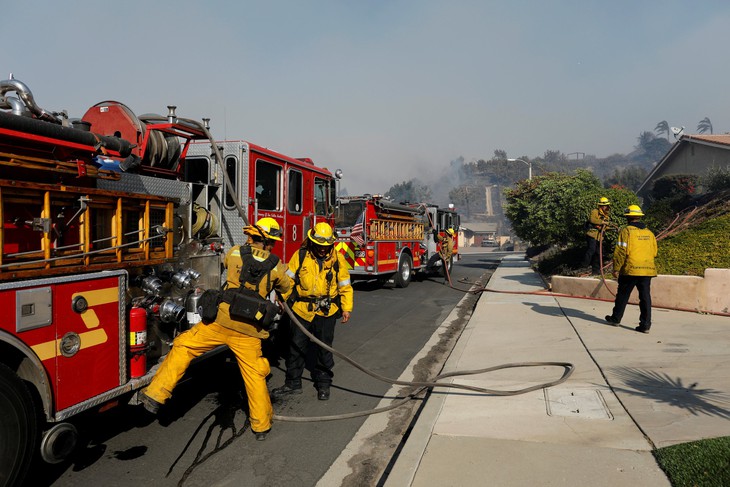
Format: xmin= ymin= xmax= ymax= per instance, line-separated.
xmin=394 ymin=253 xmax=413 ymax=288
xmin=0 ymin=363 xmax=38 ymax=487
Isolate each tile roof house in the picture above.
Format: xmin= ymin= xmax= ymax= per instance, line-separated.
xmin=637 ymin=134 xmax=730 ymax=200
xmin=461 ymin=222 xmax=499 ymax=247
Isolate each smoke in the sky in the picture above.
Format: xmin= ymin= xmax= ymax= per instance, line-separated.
xmin=3 ymin=1 xmax=730 ymax=197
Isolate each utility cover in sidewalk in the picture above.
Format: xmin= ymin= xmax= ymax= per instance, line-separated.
xmin=544 ymin=389 xmax=613 ymax=420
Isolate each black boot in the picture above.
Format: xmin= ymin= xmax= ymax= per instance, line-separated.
xmin=254 ymin=428 xmax=271 ymax=441
xmin=271 ymin=381 xmax=302 ymax=396
xmin=139 ymin=390 xmax=163 ymax=414
xmin=317 ymin=385 xmax=330 ymax=401
xmin=605 ymin=315 xmax=620 ymax=326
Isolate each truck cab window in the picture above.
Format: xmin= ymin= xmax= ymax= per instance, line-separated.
xmin=314 ymin=177 xmax=329 ymax=216
xmin=224 ymin=156 xmax=238 ymax=209
xmin=184 ymin=156 xmax=210 ymax=184
xmin=335 ymin=200 xmax=364 ymax=227
xmin=288 ymin=170 xmax=303 ymax=213
xmin=255 ymin=159 xmax=281 ymax=211
xmin=329 ymin=180 xmax=337 ymax=213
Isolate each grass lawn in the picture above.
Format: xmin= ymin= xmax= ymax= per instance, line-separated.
xmin=654 ymin=437 xmax=730 ymax=487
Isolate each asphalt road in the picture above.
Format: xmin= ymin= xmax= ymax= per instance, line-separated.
xmin=32 ymin=251 xmax=500 ymax=487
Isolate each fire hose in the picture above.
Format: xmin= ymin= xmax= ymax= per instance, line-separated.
xmin=272 ymin=293 xmax=574 ymax=423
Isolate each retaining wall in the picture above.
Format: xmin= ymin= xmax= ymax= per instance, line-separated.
xmin=551 ymin=268 xmax=730 ymax=315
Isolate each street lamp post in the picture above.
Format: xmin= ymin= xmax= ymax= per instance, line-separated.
xmin=507 ymin=158 xmax=532 ymax=180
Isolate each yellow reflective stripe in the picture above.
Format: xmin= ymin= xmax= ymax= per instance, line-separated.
xmin=32 ymin=341 xmax=56 ymax=362
xmin=338 ymin=279 xmax=351 ymax=287
xmin=31 ymin=287 xmax=118 ymax=361
xmin=81 ymin=329 xmax=109 ymax=349
xmin=32 ymin=329 xmax=109 ymax=361
xmin=73 ymin=288 xmax=117 ymax=306
xmin=72 ymin=288 xmax=119 ymax=330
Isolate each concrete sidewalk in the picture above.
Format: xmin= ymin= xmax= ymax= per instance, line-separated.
xmin=386 ymin=255 xmax=730 ymax=487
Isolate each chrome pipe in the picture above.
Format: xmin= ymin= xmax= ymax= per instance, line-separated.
xmin=0 ymin=78 xmax=61 ymax=123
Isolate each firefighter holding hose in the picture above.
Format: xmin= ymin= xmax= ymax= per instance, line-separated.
xmin=581 ymin=196 xmax=611 ymax=275
xmin=427 ymin=227 xmax=456 ymax=280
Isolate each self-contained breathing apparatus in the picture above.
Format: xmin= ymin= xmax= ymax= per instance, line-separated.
xmin=198 ymin=245 xmax=280 ymax=329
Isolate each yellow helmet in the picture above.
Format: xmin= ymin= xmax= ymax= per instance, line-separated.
xmin=624 ymin=205 xmax=644 ymax=217
xmin=244 ymin=217 xmax=283 ymax=241
xmin=308 ymin=222 xmax=335 ymax=246
xmin=598 ymin=197 xmax=610 ymax=206
xmin=446 ymin=228 xmax=455 ymax=236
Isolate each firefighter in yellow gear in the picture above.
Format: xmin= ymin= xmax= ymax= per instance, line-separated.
xmin=581 ymin=196 xmax=611 ymax=274
xmin=427 ymin=227 xmax=456 ymax=276
xmin=605 ymin=205 xmax=657 ymax=333
xmin=272 ymin=222 xmax=353 ymax=401
xmin=140 ymin=217 xmax=293 ymax=440
xmin=439 ymin=228 xmax=456 ymax=261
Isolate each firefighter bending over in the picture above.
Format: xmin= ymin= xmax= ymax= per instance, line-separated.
xmin=140 ymin=217 xmax=293 ymax=441
xmin=272 ymin=222 xmax=353 ymax=401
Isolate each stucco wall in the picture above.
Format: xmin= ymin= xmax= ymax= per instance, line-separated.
xmin=639 ymin=141 xmax=730 ymax=199
xmin=650 ymin=144 xmax=730 ymax=189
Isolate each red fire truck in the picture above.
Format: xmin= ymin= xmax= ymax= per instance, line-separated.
xmin=0 ymin=76 xmax=338 ymax=484
xmin=334 ymin=195 xmax=459 ymax=287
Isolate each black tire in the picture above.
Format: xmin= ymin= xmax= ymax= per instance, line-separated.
xmin=0 ymin=363 xmax=38 ymax=487
xmin=394 ymin=253 xmax=413 ymax=288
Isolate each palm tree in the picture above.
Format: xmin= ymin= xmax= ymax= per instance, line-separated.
xmin=655 ymin=120 xmax=670 ymax=141
xmin=697 ymin=117 xmax=713 ymax=134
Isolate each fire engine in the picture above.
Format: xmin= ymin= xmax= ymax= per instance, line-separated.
xmin=0 ymin=76 xmax=338 ymax=484
xmin=334 ymin=194 xmax=459 ymax=287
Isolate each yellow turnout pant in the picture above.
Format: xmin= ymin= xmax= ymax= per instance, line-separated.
xmin=144 ymin=322 xmax=273 ymax=433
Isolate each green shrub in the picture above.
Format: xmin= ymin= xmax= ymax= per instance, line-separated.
xmin=537 ymin=207 xmax=730 ymax=278
xmin=704 ymin=165 xmax=730 ymax=192
xmin=651 ymin=174 xmax=699 ymax=201
xmin=504 ymin=169 xmax=635 ymax=248
xmin=655 ymin=214 xmax=730 ymax=276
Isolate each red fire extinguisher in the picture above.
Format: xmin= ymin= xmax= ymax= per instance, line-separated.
xmin=129 ymin=307 xmax=147 ymax=378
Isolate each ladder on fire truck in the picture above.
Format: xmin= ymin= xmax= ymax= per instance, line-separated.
xmin=369 ymin=219 xmax=424 ymax=241
xmin=0 ymin=179 xmax=176 ymax=281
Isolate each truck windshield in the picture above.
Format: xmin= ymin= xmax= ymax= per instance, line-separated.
xmin=314 ymin=177 xmax=330 ymax=216
xmin=335 ymin=200 xmax=365 ymax=228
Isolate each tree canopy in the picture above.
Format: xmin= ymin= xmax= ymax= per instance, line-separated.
xmin=383 ymin=178 xmax=432 ymax=204
xmin=634 ymin=131 xmax=671 ymax=167
xmin=655 ymin=120 xmax=670 ymax=141
xmin=697 ymin=117 xmax=713 ymax=134
xmin=504 ymin=169 xmax=637 ymax=247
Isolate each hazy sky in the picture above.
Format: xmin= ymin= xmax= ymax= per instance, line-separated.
xmin=3 ymin=1 xmax=730 ymax=195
